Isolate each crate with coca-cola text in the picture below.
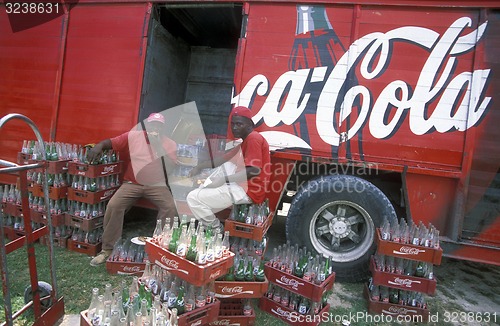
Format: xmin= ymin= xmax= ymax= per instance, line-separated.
xmin=259 ymin=295 xmax=330 ymax=326
xmin=375 ymin=229 xmax=443 ymax=265
xmin=68 ymin=161 xmax=121 ymax=178
xmin=29 ymin=184 xmax=68 ymax=200
xmin=31 ymin=210 xmax=66 ymax=227
xmin=17 ymin=152 xmax=70 ymax=174
xmin=67 ymin=238 xmax=102 ymax=256
xmin=209 ymin=299 xmax=256 ymax=326
xmin=264 ymin=262 xmax=335 ymax=302
xmin=145 ymin=239 xmax=235 ymax=287
xmin=176 ymin=298 xmax=220 ymax=326
xmin=2 ymin=202 xmax=23 ymax=217
xmin=369 ymin=257 xmax=437 ymax=295
xmin=215 ymin=277 xmax=269 ymax=299
xmin=364 ymin=283 xmax=430 ymax=320
xmin=65 ymin=213 xmax=104 ymax=232
xmin=67 ymin=187 xmax=119 ymax=205
xmin=105 ymin=256 xmax=146 ymax=276
xmin=224 ymin=212 xmax=274 ymax=241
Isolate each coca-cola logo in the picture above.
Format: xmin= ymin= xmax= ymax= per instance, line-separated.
xmin=394 ymin=246 xmax=426 ymax=256
xmin=222 ymin=286 xmax=244 ymax=293
xmin=159 ymin=256 xmax=179 ymax=270
xmin=210 ymin=319 xmax=240 ymax=326
xmin=210 ymin=269 xmax=222 ymax=280
xmin=101 ymin=165 xmax=117 ymax=175
xmin=190 ymin=320 xmax=202 ymax=326
xmin=234 ymin=17 xmax=491 ymax=149
xmin=383 ymin=306 xmax=418 ymax=315
xmin=276 ymin=275 xmax=304 ymax=290
xmin=388 ymin=277 xmax=421 ymax=288
xmin=122 ymin=266 xmax=143 ymax=272
xmin=271 ymin=307 xmax=292 ymax=319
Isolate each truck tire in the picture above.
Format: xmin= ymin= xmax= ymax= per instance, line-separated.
xmin=285 ymin=175 xmax=397 ymax=282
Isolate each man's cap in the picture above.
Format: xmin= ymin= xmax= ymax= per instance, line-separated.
xmin=231 ymin=106 xmax=254 ymax=121
xmin=146 ymin=113 xmax=165 ymax=124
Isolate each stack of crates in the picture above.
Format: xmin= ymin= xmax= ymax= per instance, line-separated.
xmin=65 ymin=155 xmax=122 ymax=256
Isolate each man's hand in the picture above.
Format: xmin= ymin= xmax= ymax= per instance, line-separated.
xmin=86 ymin=143 xmax=103 ymax=163
xmin=205 ymin=176 xmax=226 ymax=188
xmin=189 ymin=165 xmax=202 ymax=178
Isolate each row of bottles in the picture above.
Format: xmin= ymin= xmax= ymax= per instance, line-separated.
xmin=29 ymin=196 xmax=66 ymax=214
xmin=71 ymin=227 xmax=103 ymax=245
xmin=229 ymin=200 xmax=269 ymax=226
xmin=380 ymin=218 xmax=440 ymax=248
xmin=87 ymin=280 xmax=179 ymax=326
xmin=269 ymin=241 xmax=333 ymax=284
xmin=1 ymin=184 xmax=21 ymax=205
xmin=229 ymin=236 xmax=267 ymax=258
xmin=71 ymin=174 xmax=121 ymax=192
xmin=21 ymin=140 xmax=120 ymax=164
xmin=28 ymin=171 xmax=69 ymax=188
xmin=109 ymin=238 xmax=148 ymax=263
xmin=87 ymin=263 xmax=223 ymax=325
xmin=223 ymin=251 xmax=265 ymax=282
xmin=151 ymin=215 xmax=231 ymax=265
xmin=373 ymin=254 xmax=434 ymax=279
xmin=139 ymin=262 xmax=217 ymax=315
xmin=68 ymin=200 xmax=108 ymax=218
xmin=265 ymin=283 xmax=328 ymax=316
xmin=21 ymin=140 xmax=78 ymax=161
xmin=27 ymin=195 xmax=108 ymax=218
xmin=1 ymin=215 xmax=45 ymax=231
xmin=368 ymin=279 xmax=427 ymax=308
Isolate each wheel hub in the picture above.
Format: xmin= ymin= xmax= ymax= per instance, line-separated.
xmin=330 ymin=217 xmax=350 ymax=238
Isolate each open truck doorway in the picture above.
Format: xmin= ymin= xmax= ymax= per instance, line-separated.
xmin=139 ymin=3 xmax=243 ymax=137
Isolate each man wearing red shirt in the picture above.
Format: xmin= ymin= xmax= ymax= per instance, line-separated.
xmin=88 ymin=113 xmax=178 ymax=266
xmin=187 ymin=106 xmax=270 ymax=230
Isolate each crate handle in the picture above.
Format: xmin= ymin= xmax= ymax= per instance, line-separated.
xmin=185 ymin=308 xmax=209 ymax=323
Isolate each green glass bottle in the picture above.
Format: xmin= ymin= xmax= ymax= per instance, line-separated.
xmin=186 ymin=234 xmax=198 ymax=262
xmin=234 ymin=257 xmax=246 ymax=281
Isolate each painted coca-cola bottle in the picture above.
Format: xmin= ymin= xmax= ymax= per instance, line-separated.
xmin=289 ymin=5 xmax=364 ymax=159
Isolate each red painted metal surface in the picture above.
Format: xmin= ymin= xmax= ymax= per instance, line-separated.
xmin=0 ymin=2 xmax=150 ymax=185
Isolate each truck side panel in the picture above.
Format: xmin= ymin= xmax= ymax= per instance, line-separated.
xmin=0 ymin=2 xmax=150 ymax=183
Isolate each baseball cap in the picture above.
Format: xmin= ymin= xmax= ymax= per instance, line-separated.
xmin=146 ymin=113 xmax=165 ymax=124
xmin=231 ymin=106 xmax=253 ymax=120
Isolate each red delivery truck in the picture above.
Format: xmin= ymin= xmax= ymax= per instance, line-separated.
xmin=1 ymin=0 xmax=499 ymax=281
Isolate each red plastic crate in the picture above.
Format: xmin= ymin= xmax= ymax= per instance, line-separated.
xmin=68 ymin=161 xmax=121 ymax=178
xmin=31 ymin=210 xmax=66 ymax=227
xmin=369 ymin=257 xmax=437 ymax=295
xmin=264 ymin=263 xmax=335 ymax=302
xmin=17 ymin=153 xmax=69 ymax=174
xmin=67 ymin=187 xmax=118 ymax=204
xmin=224 ymin=213 xmax=274 ymax=241
xmin=67 ymin=239 xmax=102 ymax=256
xmin=145 ymin=239 xmax=234 ymax=287
xmin=375 ymin=229 xmax=443 ymax=265
xmin=209 ymin=299 xmax=256 ymax=326
xmin=2 ymin=202 xmax=23 ymax=217
xmin=65 ymin=214 xmax=104 ymax=232
xmin=105 ymin=257 xmax=146 ymax=276
xmin=80 ymin=310 xmax=91 ymax=326
xmin=215 ymin=278 xmax=269 ymax=299
xmin=29 ymin=184 xmax=68 ymax=200
xmin=3 ymin=227 xmax=23 ymax=241
xmin=177 ymin=298 xmax=220 ymax=326
xmin=364 ymin=284 xmax=430 ymax=319
xmin=259 ymin=296 xmax=330 ymax=326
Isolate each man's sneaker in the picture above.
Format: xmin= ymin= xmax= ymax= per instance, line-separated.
xmin=90 ymin=250 xmax=112 ymax=266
